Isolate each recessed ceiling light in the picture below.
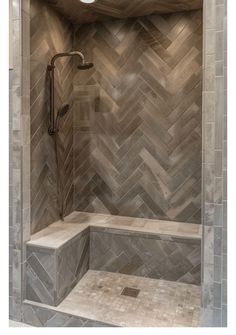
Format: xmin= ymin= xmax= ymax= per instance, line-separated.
xmin=80 ymin=0 xmax=96 ymax=3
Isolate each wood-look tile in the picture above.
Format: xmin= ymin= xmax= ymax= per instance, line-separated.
xmin=30 ymin=0 xmax=74 ymax=234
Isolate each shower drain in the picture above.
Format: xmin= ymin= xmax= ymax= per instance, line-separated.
xmin=121 ymin=287 xmax=140 ymax=298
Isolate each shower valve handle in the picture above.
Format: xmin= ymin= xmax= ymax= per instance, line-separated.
xmin=48 ymin=126 xmax=57 ymax=136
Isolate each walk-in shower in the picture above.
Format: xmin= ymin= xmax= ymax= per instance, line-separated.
xmin=47 ymin=51 xmax=93 ymax=136
xmin=13 ymin=0 xmax=226 ymax=328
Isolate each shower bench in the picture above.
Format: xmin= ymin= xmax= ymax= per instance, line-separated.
xmin=26 ymin=212 xmax=202 ymax=306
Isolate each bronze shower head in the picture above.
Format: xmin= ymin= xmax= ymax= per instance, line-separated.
xmin=48 ymin=51 xmax=93 ymax=135
xmin=77 ymin=62 xmax=94 ymax=70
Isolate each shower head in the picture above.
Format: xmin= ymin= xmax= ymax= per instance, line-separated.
xmin=48 ymin=51 xmax=93 ymax=135
xmin=77 ymin=62 xmax=94 ymax=70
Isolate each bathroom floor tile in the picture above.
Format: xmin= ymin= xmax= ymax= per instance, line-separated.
xmin=54 ymin=270 xmax=201 ymax=327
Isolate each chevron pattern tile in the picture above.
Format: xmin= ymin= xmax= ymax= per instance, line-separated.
xmin=26 ymin=230 xmax=89 ymax=306
xmin=45 ymin=0 xmax=203 ymax=24
xmin=26 ymin=247 xmax=56 ymax=305
xmin=57 ymin=231 xmax=89 ymax=302
xmin=90 ymin=231 xmax=201 ymax=285
xmin=73 ymin=10 xmax=203 ymax=224
xmin=30 ymin=0 xmax=74 ymax=234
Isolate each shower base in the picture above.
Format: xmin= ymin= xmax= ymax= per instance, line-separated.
xmin=24 ymin=211 xmax=202 ymax=327
xmin=24 ymin=270 xmax=200 ymax=327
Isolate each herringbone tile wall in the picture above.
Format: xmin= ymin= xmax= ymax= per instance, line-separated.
xmin=73 ymin=10 xmax=203 ymax=224
xmin=30 ymin=0 xmax=74 ymax=233
xmin=90 ymin=230 xmax=201 ymax=285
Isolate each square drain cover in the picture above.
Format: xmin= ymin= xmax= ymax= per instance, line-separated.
xmin=121 ymin=287 xmax=140 ymax=298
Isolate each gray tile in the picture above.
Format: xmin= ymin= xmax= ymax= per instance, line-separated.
xmin=204 ymin=92 xmax=215 ymax=122
xmin=90 ymin=231 xmax=201 ymax=285
xmin=205 ymin=0 xmax=216 ymax=29
xmin=222 ymin=279 xmax=227 ymax=305
xmin=205 ymin=203 xmax=214 ymax=226
xmin=33 ymin=307 xmax=55 ymax=325
xmin=213 ymin=308 xmax=222 ymax=327
xmin=45 ymin=313 xmax=70 ymax=327
xmin=202 ymin=283 xmax=214 ymax=308
xmin=64 ymin=316 xmax=85 ymax=327
xmin=214 ymin=204 xmax=223 ymax=227
xmin=216 ymin=4 xmax=224 ymax=31
xmin=22 ymin=305 xmax=43 ymax=327
xmin=214 ymin=177 xmax=223 ymax=204
xmin=26 ymin=230 xmax=89 ymax=306
xmin=203 ymin=226 xmax=214 ymax=263
xmin=205 ymin=165 xmax=215 ymax=203
xmin=213 ymin=282 xmax=222 ymax=309
xmin=215 ymin=76 xmax=224 ymax=150
xmin=214 ymin=227 xmax=222 ymax=256
xmin=201 ymin=308 xmax=213 ymax=327
xmin=205 ymin=29 xmax=216 ymax=55
xmin=215 ymin=150 xmax=222 ymax=177
xmin=222 ymin=253 xmax=227 ymax=280
xmin=223 ymin=228 xmax=227 ymax=254
xmin=213 ymin=255 xmax=221 ymax=282
xmin=222 ymin=304 xmax=227 ymax=327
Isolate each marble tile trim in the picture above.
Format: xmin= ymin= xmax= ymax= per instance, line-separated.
xmin=27 ymin=211 xmax=201 ymax=250
xmin=90 ymin=226 xmax=201 ymax=245
xmin=28 ymin=223 xmax=89 ymax=250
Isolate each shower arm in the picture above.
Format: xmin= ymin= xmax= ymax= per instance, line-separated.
xmin=47 ymin=52 xmax=85 ymax=135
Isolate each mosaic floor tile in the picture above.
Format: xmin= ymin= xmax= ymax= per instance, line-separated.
xmin=54 ymin=270 xmax=201 ymax=327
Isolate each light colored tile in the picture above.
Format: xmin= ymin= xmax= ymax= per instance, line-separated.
xmin=28 ymin=211 xmax=201 ymax=250
xmin=205 ymin=29 xmax=216 ymax=55
xmin=9 ymin=320 xmax=32 ymax=327
xmin=205 ymin=0 xmax=216 ymax=29
xmin=52 ymin=270 xmax=201 ymax=327
xmin=216 ymin=31 xmax=224 ymax=61
xmin=204 ymin=92 xmax=215 ymax=122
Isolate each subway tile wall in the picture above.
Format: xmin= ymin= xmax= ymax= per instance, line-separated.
xmin=9 ymin=0 xmax=31 ymax=321
xmin=201 ymin=0 xmax=227 ymax=327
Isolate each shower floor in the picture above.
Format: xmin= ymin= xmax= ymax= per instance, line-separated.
xmin=35 ymin=270 xmax=200 ymax=327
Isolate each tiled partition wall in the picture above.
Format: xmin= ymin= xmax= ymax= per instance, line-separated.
xmin=9 ymin=0 xmax=31 ymax=320
xmin=9 ymin=0 xmax=227 ymax=328
xmin=30 ymin=0 xmax=74 ymax=234
xmin=73 ymin=10 xmax=203 ymax=224
xmin=201 ymin=0 xmax=227 ymax=327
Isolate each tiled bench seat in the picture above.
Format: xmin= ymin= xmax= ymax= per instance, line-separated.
xmin=26 ymin=223 xmax=89 ymax=306
xmin=26 ymin=212 xmax=201 ymax=306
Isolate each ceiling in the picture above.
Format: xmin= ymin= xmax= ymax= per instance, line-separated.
xmin=45 ymin=0 xmax=203 ymax=24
